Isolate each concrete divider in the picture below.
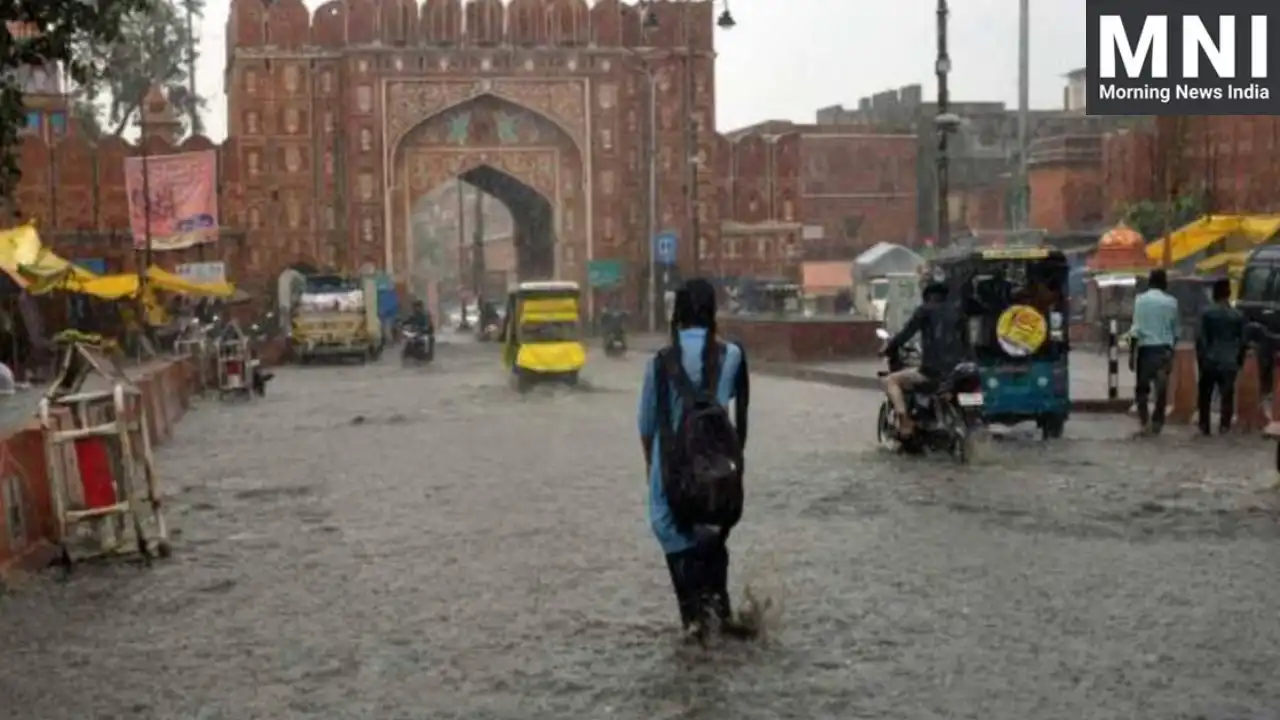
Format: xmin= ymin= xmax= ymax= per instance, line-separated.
xmin=0 ymin=356 xmax=198 ymax=585
xmin=753 ymin=361 xmax=1134 ymax=414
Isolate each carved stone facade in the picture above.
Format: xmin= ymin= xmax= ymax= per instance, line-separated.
xmin=218 ymin=0 xmax=722 ymax=309
xmin=10 ymin=1 xmax=816 ymax=310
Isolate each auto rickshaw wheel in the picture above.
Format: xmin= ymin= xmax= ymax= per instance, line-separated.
xmin=514 ymin=370 xmax=532 ymax=393
xmin=564 ymin=371 xmax=579 ymax=387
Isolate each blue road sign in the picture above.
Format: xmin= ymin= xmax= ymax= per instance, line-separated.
xmin=653 ymin=231 xmax=677 ymax=265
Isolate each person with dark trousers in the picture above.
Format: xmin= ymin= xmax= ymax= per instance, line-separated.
xmin=1196 ymin=278 xmax=1246 ymax=435
xmin=1131 ymin=269 xmax=1180 ymax=435
xmin=637 ymin=278 xmax=751 ymax=642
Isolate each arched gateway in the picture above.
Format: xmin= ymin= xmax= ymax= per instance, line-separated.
xmin=386 ymin=80 xmax=589 ymax=295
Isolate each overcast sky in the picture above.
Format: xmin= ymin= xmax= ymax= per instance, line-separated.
xmin=195 ymin=0 xmax=1087 ymax=140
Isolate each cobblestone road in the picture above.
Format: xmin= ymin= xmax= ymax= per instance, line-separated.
xmin=2 ymin=334 xmax=1280 ymax=720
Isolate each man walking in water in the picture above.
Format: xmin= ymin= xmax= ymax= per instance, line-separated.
xmin=1131 ymin=269 xmax=1179 ymax=435
xmin=1196 ymin=278 xmax=1245 ymax=434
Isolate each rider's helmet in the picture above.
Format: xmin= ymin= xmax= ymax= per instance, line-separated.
xmin=923 ymin=281 xmax=949 ymax=302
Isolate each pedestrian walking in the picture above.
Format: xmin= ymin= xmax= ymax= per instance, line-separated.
xmin=1196 ymin=278 xmax=1246 ymax=435
xmin=1131 ymin=269 xmax=1179 ymax=435
xmin=637 ymin=278 xmax=752 ymax=643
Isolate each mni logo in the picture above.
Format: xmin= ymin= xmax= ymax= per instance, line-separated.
xmin=1085 ymin=0 xmax=1280 ymax=115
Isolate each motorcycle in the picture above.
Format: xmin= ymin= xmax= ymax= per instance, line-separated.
xmin=874 ymin=327 xmax=983 ymax=463
xmin=476 ymin=322 xmax=501 ymax=342
xmin=401 ymin=326 xmax=435 ymax=365
xmin=603 ymin=330 xmax=627 ymax=357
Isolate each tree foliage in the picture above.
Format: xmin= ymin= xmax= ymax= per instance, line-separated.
xmin=1119 ymin=192 xmax=1208 ymax=241
xmin=74 ymin=0 xmax=207 ymax=138
xmin=0 ymin=0 xmax=153 ymax=201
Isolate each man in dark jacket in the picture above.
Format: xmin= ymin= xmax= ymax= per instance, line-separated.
xmin=1196 ymin=278 xmax=1245 ymax=434
xmin=880 ymin=281 xmax=969 ymax=435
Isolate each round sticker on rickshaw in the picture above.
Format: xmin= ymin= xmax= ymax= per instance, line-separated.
xmin=995 ymin=304 xmax=1047 ymax=356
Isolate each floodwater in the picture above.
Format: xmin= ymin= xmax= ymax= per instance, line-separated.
xmin=2 ymin=336 xmax=1279 ymax=719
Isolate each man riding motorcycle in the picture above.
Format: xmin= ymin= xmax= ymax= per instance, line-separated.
xmin=403 ymin=300 xmax=435 ymax=357
xmin=880 ymin=281 xmax=969 ymax=436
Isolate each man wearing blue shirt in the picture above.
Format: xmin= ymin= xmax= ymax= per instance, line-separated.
xmin=1131 ymin=269 xmax=1180 ymax=434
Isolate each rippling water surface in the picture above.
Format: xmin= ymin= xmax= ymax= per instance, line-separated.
xmin=2 ymin=339 xmax=1278 ymax=719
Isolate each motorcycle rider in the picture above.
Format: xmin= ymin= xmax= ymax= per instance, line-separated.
xmin=404 ymin=300 xmax=435 ymax=357
xmin=478 ymin=298 xmax=501 ymax=337
xmin=879 ymin=280 xmax=969 ymax=436
xmin=600 ymin=302 xmax=627 ymax=345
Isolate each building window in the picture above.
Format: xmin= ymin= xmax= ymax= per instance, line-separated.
xmin=699 ymin=236 xmax=713 ymax=260
xmin=842 ymin=215 xmax=863 ymax=238
xmin=756 ymin=237 xmax=768 ymax=258
xmin=22 ymin=110 xmax=39 ymax=132
xmin=725 ymin=238 xmax=741 ymax=258
xmin=49 ymin=112 xmax=66 ymax=136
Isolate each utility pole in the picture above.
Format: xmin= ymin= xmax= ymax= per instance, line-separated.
xmin=1015 ymin=0 xmax=1030 ymax=231
xmin=934 ymin=0 xmax=956 ymax=249
xmin=683 ymin=1 xmax=698 ymax=278
xmin=646 ymin=66 xmax=658 ymax=332
xmin=472 ymin=186 xmax=485 ymax=298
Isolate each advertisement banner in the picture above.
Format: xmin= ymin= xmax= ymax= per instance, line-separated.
xmin=124 ymin=150 xmax=218 ymax=251
xmin=174 ymin=261 xmax=226 ymax=284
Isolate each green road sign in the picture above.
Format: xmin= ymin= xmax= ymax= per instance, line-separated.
xmin=587 ymin=259 xmax=624 ymax=288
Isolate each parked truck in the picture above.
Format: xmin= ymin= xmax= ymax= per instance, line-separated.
xmin=289 ymin=273 xmax=383 ymax=363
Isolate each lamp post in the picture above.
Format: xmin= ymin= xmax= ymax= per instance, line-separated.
xmin=934 ymin=0 xmax=958 ymax=250
xmin=639 ymin=0 xmax=734 ymax=328
xmin=1015 ymin=0 xmax=1030 ymax=231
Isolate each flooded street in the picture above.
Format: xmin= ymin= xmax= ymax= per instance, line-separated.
xmin=3 ymin=336 xmax=1280 ymax=719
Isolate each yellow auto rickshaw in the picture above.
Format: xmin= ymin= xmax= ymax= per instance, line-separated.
xmin=501 ymin=281 xmax=587 ymax=391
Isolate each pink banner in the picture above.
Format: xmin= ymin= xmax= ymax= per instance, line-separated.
xmin=124 ymin=150 xmax=219 ymax=251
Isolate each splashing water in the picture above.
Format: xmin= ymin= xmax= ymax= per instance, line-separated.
xmin=735 ymin=552 xmax=786 ymax=641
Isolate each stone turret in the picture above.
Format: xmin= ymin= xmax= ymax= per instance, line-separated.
xmin=140 ymin=85 xmax=182 ymax=144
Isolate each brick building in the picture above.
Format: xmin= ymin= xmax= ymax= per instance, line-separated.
xmin=6 ymin=0 xmax=826 ymax=315
xmin=817 ymin=82 xmax=1127 ymax=238
xmin=1102 ymin=117 xmax=1280 ymax=219
xmin=715 ymin=121 xmax=915 ymax=275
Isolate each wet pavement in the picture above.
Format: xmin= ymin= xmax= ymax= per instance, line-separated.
xmin=2 ymin=333 xmax=1280 ymax=719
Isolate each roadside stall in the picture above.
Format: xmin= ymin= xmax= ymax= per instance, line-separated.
xmin=1084 ymin=225 xmax=1151 ymax=345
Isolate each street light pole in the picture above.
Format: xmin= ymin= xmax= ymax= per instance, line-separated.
xmin=935 ymin=0 xmax=954 ymax=249
xmin=683 ymin=1 xmax=699 ymax=279
xmin=1016 ymin=0 xmax=1030 ymax=231
xmin=646 ymin=67 xmax=659 ymax=332
xmin=639 ymin=0 xmax=733 ymax=320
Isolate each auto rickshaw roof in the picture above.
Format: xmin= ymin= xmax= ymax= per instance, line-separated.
xmin=517 ymin=280 xmax=580 ymax=292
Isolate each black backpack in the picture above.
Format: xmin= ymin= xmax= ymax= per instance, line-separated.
xmin=655 ymin=343 xmax=745 ymax=532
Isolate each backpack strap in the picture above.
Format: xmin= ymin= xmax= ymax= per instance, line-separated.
xmin=662 ymin=342 xmax=726 ymax=408
xmin=732 ymin=342 xmax=749 ymax=449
